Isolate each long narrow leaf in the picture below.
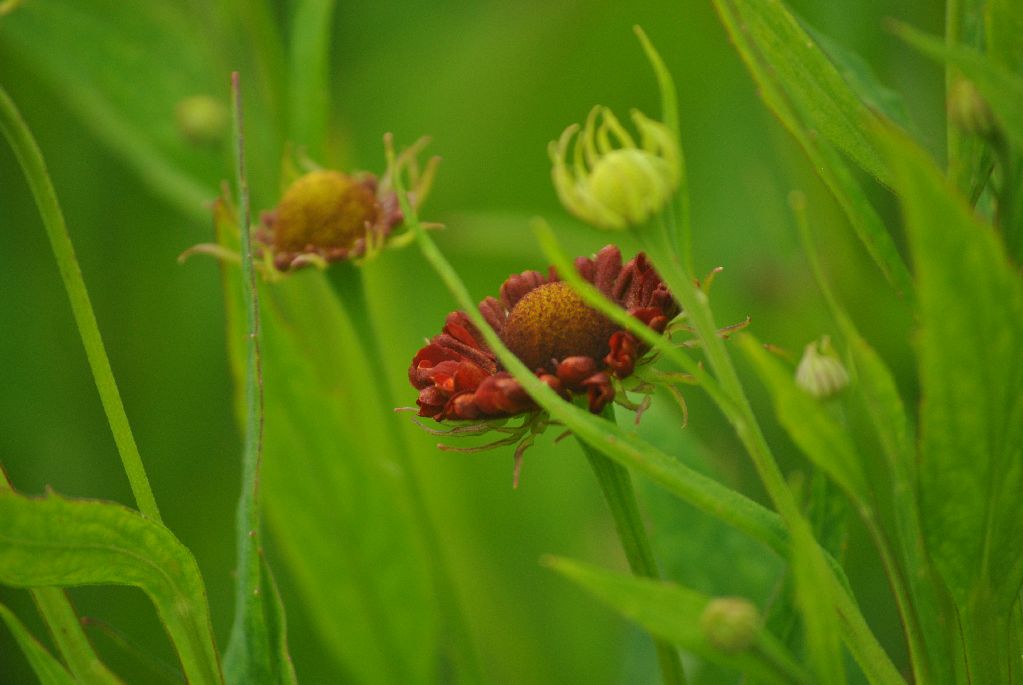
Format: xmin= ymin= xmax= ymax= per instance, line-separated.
xmin=712 ymin=0 xmax=890 ymax=184
xmin=886 ymin=123 xmax=1023 ymax=682
xmin=712 ymin=0 xmax=914 ymax=300
xmin=545 ymin=556 xmax=810 ymax=685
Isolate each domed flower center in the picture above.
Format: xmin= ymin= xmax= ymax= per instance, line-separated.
xmin=500 ymin=281 xmax=619 ymax=372
xmin=273 ymin=170 xmax=378 ymax=252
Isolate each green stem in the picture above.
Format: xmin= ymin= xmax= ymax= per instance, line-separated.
xmin=0 ymin=85 xmax=161 ymax=522
xmin=32 ymin=589 xmax=123 ymax=684
xmin=223 ymin=71 xmax=271 ymax=683
xmin=577 ymin=411 xmax=686 ymax=685
xmin=327 ymin=263 xmax=486 ymax=685
xmin=640 ymin=218 xmax=904 ymax=685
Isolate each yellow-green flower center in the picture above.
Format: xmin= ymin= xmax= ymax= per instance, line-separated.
xmin=273 ymin=170 xmax=377 ymax=252
xmin=500 ymin=282 xmax=618 ymax=371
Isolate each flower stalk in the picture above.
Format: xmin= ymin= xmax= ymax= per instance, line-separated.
xmin=578 ymin=407 xmax=686 ymax=685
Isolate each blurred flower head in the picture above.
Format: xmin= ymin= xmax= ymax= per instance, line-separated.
xmin=550 ymin=106 xmax=679 ymax=230
xmin=257 ymin=139 xmax=437 ymax=272
xmin=700 ymin=597 xmax=761 ymax=653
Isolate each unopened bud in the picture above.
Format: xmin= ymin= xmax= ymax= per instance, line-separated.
xmin=175 ymin=95 xmax=229 ymax=146
xmin=795 ymin=335 xmax=849 ymax=399
xmin=948 ymin=79 xmax=998 ymax=141
xmin=550 ymin=107 xmax=679 ymax=230
xmin=700 ymin=597 xmax=761 ymax=653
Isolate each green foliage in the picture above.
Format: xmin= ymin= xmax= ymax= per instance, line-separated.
xmin=545 ymin=556 xmax=809 ymax=685
xmin=3 ymin=0 xmax=1023 ymax=683
xmin=0 ymin=604 xmax=77 ymax=685
xmin=0 ymin=489 xmax=223 ymax=684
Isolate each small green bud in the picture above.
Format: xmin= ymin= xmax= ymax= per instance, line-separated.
xmin=700 ymin=597 xmax=761 ymax=653
xmin=947 ymin=79 xmax=998 ymax=141
xmin=550 ymin=106 xmax=679 ymax=230
xmin=175 ymin=95 xmax=229 ymax=146
xmin=795 ymin=335 xmax=850 ymax=399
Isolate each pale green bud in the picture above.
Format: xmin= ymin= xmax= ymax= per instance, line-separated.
xmin=549 ymin=106 xmax=679 ymax=230
xmin=700 ymin=597 xmax=761 ymax=653
xmin=175 ymin=94 xmax=229 ymax=146
xmin=947 ymin=78 xmax=998 ymax=142
xmin=795 ymin=335 xmax=850 ymax=399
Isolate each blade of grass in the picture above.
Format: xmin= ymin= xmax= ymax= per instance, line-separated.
xmin=0 ymin=84 xmax=160 ymax=522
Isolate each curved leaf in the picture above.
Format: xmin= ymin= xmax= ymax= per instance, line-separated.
xmin=0 ymin=490 xmax=223 ymax=685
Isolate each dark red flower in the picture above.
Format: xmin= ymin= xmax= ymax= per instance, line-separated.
xmin=409 ymin=245 xmax=679 ymax=422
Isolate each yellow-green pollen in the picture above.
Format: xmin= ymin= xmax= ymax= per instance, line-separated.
xmin=500 ymin=282 xmax=618 ymax=371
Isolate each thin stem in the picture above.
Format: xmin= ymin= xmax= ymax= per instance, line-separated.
xmin=0 ymin=85 xmax=161 ymax=522
xmin=327 ymin=263 xmax=486 ymax=685
xmin=224 ymin=71 xmax=271 ymax=682
xmin=577 ymin=409 xmax=686 ymax=685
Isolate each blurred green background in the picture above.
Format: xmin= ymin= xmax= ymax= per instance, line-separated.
xmin=1 ymin=1 xmax=944 ymax=682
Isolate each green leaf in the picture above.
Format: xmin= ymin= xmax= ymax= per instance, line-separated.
xmin=805 ymin=23 xmax=915 ymax=134
xmin=544 ymin=556 xmax=810 ymax=685
xmin=0 ymin=489 xmax=223 ymax=685
xmin=887 ymin=125 xmax=1023 ymax=607
xmin=0 ymin=0 xmax=224 ymax=220
xmin=711 ymin=0 xmax=890 ymax=184
xmin=793 ymin=197 xmax=958 ymax=685
xmin=222 ymin=73 xmax=295 ymax=685
xmin=894 ymin=23 xmax=1023 ymax=152
xmin=985 ymin=0 xmax=1023 ymax=72
xmin=1 ymin=471 xmax=122 ymax=684
xmin=739 ymin=335 xmax=869 ymax=508
xmin=0 ymin=603 xmax=77 ymax=685
xmin=887 ymin=124 xmax=1023 ymax=682
xmin=213 ymin=207 xmax=438 ymax=684
xmin=712 ymin=0 xmax=914 ymax=301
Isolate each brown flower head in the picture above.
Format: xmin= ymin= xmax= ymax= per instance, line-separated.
xmin=409 ymin=245 xmax=679 ymax=423
xmin=258 ymin=169 xmax=402 ymax=271
xmin=256 ymin=139 xmax=437 ymax=272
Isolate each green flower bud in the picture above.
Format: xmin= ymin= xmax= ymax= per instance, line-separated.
xmin=947 ymin=79 xmax=998 ymax=142
xmin=795 ymin=335 xmax=850 ymax=399
xmin=700 ymin=597 xmax=761 ymax=653
xmin=175 ymin=95 xmax=229 ymax=146
xmin=550 ymin=106 xmax=679 ymax=230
